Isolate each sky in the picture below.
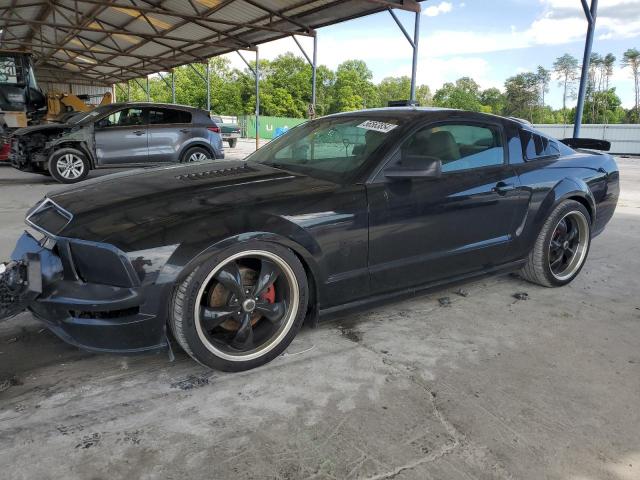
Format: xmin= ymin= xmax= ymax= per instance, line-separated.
xmin=222 ymin=0 xmax=640 ymax=109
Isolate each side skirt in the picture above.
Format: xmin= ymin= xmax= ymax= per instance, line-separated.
xmin=317 ymin=259 xmax=527 ymax=321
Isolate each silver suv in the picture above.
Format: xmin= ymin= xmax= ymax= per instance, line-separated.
xmin=9 ymin=102 xmax=224 ymax=184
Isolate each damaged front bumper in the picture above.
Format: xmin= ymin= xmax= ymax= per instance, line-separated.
xmin=0 ymin=255 xmax=42 ymax=321
xmin=2 ymin=231 xmax=169 ymax=353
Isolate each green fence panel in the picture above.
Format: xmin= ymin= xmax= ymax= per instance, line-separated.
xmin=240 ymin=115 xmax=306 ymax=139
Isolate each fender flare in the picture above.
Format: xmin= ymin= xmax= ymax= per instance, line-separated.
xmin=178 ymin=232 xmax=321 ymax=283
xmin=157 ymin=228 xmax=324 ymax=312
xmin=534 ymin=177 xmax=596 ymax=232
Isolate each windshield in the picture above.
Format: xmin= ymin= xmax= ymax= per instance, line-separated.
xmin=247 ymin=115 xmax=402 ymax=183
xmin=73 ymin=104 xmax=120 ymax=124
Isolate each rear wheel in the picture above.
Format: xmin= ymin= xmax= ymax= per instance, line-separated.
xmin=181 ymin=146 xmax=210 ymax=163
xmin=521 ymin=200 xmax=591 ymax=287
xmin=170 ymin=242 xmax=308 ymax=371
xmin=228 ymin=139 xmax=237 ymax=148
xmin=48 ymin=148 xmax=90 ymax=184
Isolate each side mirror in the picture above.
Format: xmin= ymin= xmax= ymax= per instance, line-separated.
xmin=385 ymin=155 xmax=442 ymax=179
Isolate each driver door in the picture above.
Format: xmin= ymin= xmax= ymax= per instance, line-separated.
xmin=367 ymin=120 xmax=523 ymax=293
xmin=94 ymin=106 xmax=148 ymax=165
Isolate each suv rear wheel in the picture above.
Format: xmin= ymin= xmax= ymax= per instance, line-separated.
xmin=48 ymin=148 xmax=90 ymax=184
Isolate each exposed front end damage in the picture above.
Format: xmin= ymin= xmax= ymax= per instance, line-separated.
xmin=0 ymin=256 xmax=42 ymax=321
xmin=0 ymin=195 xmax=176 ymax=353
xmin=1 ymin=227 xmax=171 ymax=352
xmin=9 ymin=124 xmax=91 ymax=172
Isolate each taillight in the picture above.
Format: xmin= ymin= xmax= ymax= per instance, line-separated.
xmin=208 ymin=126 xmax=220 ymax=133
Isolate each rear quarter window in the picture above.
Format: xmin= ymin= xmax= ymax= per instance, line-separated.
xmin=148 ymin=108 xmax=192 ymax=125
xmin=520 ymin=130 xmax=560 ymax=161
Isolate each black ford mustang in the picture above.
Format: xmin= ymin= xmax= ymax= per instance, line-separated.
xmin=0 ymin=108 xmax=619 ymax=371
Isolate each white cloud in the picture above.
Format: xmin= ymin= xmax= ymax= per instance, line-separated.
xmin=423 ymin=1 xmax=453 ymax=17
xmin=386 ymin=55 xmax=503 ymax=92
xmin=405 ymin=0 xmax=639 ymax=59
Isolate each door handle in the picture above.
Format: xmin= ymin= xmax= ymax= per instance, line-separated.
xmin=493 ymin=182 xmax=516 ymax=195
xmin=133 ymin=130 xmax=145 ymax=136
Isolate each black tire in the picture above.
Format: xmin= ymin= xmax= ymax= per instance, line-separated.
xmin=228 ymin=139 xmax=237 ymax=148
xmin=181 ymin=146 xmax=211 ymax=163
xmin=520 ymin=200 xmax=591 ymax=287
xmin=48 ymin=148 xmax=90 ymax=184
xmin=170 ymin=241 xmax=309 ymax=371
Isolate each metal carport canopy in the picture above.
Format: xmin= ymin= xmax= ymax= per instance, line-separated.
xmin=0 ymin=0 xmax=421 ymax=85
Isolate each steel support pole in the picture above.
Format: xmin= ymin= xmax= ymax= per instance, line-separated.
xmin=389 ymin=8 xmax=420 ymax=104
xmin=574 ymin=0 xmax=598 ymax=138
xmin=171 ymin=70 xmax=175 ymax=104
xmin=127 ymin=81 xmax=130 ymax=102
xmin=311 ymin=33 xmax=317 ymax=117
xmin=410 ymin=11 xmax=420 ymax=103
xmin=206 ymin=61 xmax=211 ymax=112
xmin=146 ymin=76 xmax=150 ymax=102
xmin=255 ymin=46 xmax=260 ymax=151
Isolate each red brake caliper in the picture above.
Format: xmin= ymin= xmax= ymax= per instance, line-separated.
xmin=261 ymin=284 xmax=275 ymax=304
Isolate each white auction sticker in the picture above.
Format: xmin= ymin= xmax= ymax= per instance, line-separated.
xmin=356 ymin=120 xmax=398 ymax=133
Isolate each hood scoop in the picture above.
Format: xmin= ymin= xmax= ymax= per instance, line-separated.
xmin=176 ymin=163 xmax=256 ymax=181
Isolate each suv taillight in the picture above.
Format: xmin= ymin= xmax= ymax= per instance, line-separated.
xmin=208 ymin=126 xmax=221 ymax=134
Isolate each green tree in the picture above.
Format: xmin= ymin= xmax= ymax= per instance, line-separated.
xmin=330 ymin=60 xmax=378 ymax=112
xmin=415 ymin=84 xmax=432 ymax=106
xmin=536 ymin=65 xmax=551 ymax=106
xmin=622 ymin=48 xmax=640 ymax=122
xmin=377 ymin=76 xmax=411 ymax=106
xmin=553 ymin=53 xmax=580 ymax=122
xmin=480 ymin=87 xmax=505 ymax=114
xmin=583 ymin=88 xmax=626 ymax=124
xmin=503 ymin=72 xmax=540 ymax=122
xmin=603 ymin=53 xmax=616 ymax=90
xmin=433 ymin=77 xmax=482 ymax=111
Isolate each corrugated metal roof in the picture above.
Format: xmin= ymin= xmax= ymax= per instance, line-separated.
xmin=0 ymin=0 xmax=421 ymax=85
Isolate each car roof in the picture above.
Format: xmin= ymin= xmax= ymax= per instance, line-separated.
xmin=105 ymin=102 xmax=207 ymax=113
xmin=322 ymin=106 xmax=527 ymax=126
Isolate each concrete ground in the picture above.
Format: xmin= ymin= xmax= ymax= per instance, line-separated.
xmin=0 ymin=141 xmax=638 ymax=480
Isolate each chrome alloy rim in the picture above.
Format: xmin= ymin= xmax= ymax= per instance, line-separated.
xmin=194 ymin=250 xmax=299 ymax=361
xmin=548 ymin=211 xmax=590 ymax=281
xmin=56 ymin=153 xmax=84 ymax=179
xmin=188 ymin=152 xmax=208 ymax=162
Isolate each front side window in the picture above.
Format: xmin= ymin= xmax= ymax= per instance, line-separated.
xmin=392 ymin=123 xmax=504 ymax=173
xmin=520 ymin=130 xmax=560 ymax=160
xmin=149 ymin=108 xmax=191 ymax=125
xmin=97 ymin=107 xmax=145 ymax=128
xmin=247 ymin=116 xmax=402 ymax=182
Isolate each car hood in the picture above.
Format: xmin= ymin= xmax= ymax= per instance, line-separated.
xmin=13 ymin=123 xmax=72 ymax=136
xmin=35 ymin=160 xmax=337 ymax=247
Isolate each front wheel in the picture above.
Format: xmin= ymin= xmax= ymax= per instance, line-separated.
xmin=48 ymin=148 xmax=90 ymax=184
xmin=521 ymin=200 xmax=591 ymax=287
xmin=170 ymin=242 xmax=309 ymax=371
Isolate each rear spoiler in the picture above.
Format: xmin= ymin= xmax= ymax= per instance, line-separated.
xmin=560 ymin=138 xmax=611 ymax=151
